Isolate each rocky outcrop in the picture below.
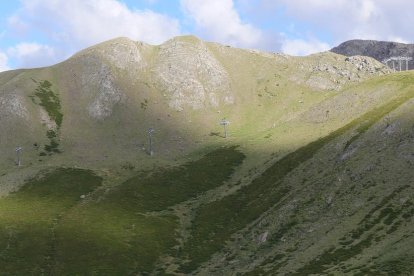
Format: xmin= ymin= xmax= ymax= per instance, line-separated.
xmin=79 ymin=55 xmax=125 ymax=120
xmin=0 ymin=93 xmax=28 ymax=119
xmin=69 ymin=36 xmax=234 ymax=115
xmin=152 ymin=36 xmax=233 ymax=111
xmin=292 ymin=53 xmax=390 ymax=91
xmin=331 ymin=39 xmax=414 ymax=70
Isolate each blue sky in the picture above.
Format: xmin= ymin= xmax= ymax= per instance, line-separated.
xmin=0 ymin=0 xmax=413 ymax=71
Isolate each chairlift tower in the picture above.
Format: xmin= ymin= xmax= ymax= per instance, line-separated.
xmin=382 ymin=58 xmax=391 ymax=70
xmin=148 ymin=128 xmax=155 ymax=156
xmin=15 ymin=146 xmax=22 ymax=167
xmin=401 ymin=57 xmax=412 ymax=70
xmin=220 ymin=118 xmax=230 ymax=138
xmin=384 ymin=56 xmax=412 ymax=71
xmin=396 ymin=57 xmax=402 ymax=71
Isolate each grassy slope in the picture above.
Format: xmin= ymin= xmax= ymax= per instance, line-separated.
xmin=0 ymin=147 xmax=245 ymax=274
xmin=177 ymin=73 xmax=414 ymax=273
xmin=0 ymin=74 xmax=412 ymax=274
xmin=0 ymin=168 xmax=102 ymax=275
xmin=0 ymin=37 xmax=384 ymax=172
xmin=192 ymin=72 xmax=414 ymax=275
xmin=0 ymin=37 xmax=412 ymax=275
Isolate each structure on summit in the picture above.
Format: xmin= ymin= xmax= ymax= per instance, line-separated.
xmin=382 ymin=56 xmax=412 ymax=71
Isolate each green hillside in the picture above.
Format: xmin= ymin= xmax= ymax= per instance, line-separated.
xmin=0 ymin=36 xmax=412 ymax=275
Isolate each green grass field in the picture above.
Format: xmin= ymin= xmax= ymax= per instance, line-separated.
xmin=0 ymin=168 xmax=102 ymax=274
xmin=0 ymin=147 xmax=245 ymax=274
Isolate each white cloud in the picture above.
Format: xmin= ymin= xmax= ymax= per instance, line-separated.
xmin=281 ymin=38 xmax=330 ymax=56
xmin=267 ymin=0 xmax=414 ymax=44
xmin=180 ymin=0 xmax=264 ymax=49
xmin=0 ymin=51 xmax=10 ymax=72
xmin=6 ymin=0 xmax=182 ymax=69
xmin=19 ymin=0 xmax=181 ymax=47
xmin=7 ymin=43 xmax=58 ymax=68
xmin=8 ymin=0 xmax=414 ymax=69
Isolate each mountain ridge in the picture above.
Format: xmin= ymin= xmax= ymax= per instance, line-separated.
xmin=0 ymin=35 xmax=413 ymax=275
xmin=0 ymin=35 xmax=390 ymax=171
xmin=331 ymin=39 xmax=414 ymax=70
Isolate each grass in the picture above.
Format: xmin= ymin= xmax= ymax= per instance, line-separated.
xmin=54 ymin=205 xmax=178 ymax=275
xmin=1 ymin=58 xmax=414 ymax=275
xmin=344 ymin=74 xmax=414 ymax=150
xmin=43 ymin=139 xmax=61 ymax=154
xmin=179 ymin=134 xmax=336 ymax=272
xmin=0 ymin=146 xmax=246 ymax=274
xmin=41 ymin=131 xmax=61 ymax=155
xmin=109 ymin=146 xmax=245 ymax=212
xmin=291 ymin=187 xmax=413 ymax=275
xmin=179 ymin=75 xmax=414 ymax=273
xmin=51 ymin=146 xmax=245 ymax=274
xmin=367 ymin=256 xmax=414 ymax=275
xmin=0 ymin=168 xmax=102 ymax=275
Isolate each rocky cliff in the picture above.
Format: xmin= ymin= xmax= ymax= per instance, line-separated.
xmin=331 ymin=39 xmax=414 ymax=70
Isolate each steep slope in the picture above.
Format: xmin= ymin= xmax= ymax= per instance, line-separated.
xmin=190 ymin=72 xmax=414 ymax=275
xmin=331 ymin=39 xmax=414 ymax=69
xmin=0 ymin=36 xmax=389 ymax=170
xmin=0 ymin=36 xmax=413 ymax=275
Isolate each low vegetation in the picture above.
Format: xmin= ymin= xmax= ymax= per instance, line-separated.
xmin=112 ymin=146 xmax=245 ymax=212
xmin=31 ymin=80 xmax=63 ymax=156
xmin=1 ymin=38 xmax=413 ymax=275
xmin=32 ymin=80 xmax=63 ymax=128
xmin=0 ymin=169 xmax=102 ymax=275
xmin=0 ymin=147 xmax=245 ymax=274
xmin=179 ymin=76 xmax=414 ymax=273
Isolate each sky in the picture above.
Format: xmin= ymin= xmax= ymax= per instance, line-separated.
xmin=0 ymin=0 xmax=413 ymax=71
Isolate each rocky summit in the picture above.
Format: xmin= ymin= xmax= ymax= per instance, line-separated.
xmin=331 ymin=39 xmax=414 ymax=70
xmin=0 ymin=36 xmax=413 ymax=275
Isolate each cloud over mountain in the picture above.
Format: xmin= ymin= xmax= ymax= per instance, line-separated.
xmin=4 ymin=0 xmax=181 ymax=69
xmin=180 ymin=0 xmax=263 ymax=49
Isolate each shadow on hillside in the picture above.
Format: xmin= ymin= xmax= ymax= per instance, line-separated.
xmin=2 ymin=70 xmax=414 ymax=274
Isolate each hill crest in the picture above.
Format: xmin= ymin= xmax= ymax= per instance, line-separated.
xmin=331 ymin=39 xmax=414 ymax=70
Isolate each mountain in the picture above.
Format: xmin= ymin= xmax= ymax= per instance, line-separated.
xmin=331 ymin=39 xmax=414 ymax=70
xmin=0 ymin=36 xmax=413 ymax=275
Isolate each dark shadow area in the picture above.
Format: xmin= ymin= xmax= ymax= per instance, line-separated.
xmin=0 ymin=147 xmax=245 ymax=274
xmin=178 ymin=78 xmax=414 ymax=273
xmin=0 ymin=168 xmax=102 ymax=275
xmin=209 ymin=131 xmax=222 ymax=137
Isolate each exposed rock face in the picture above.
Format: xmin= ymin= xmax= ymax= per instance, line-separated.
xmin=68 ymin=38 xmax=149 ymax=120
xmin=39 ymin=108 xmax=57 ymax=130
xmin=99 ymin=39 xmax=146 ymax=71
xmin=0 ymin=93 xmax=28 ymax=119
xmin=331 ymin=39 xmax=414 ymax=70
xmin=292 ymin=53 xmax=390 ymax=91
xmin=76 ymin=37 xmax=148 ymax=73
xmin=79 ymin=56 xmax=124 ymax=120
xmin=68 ymin=36 xmax=234 ymax=115
xmin=344 ymin=56 xmax=384 ymax=72
xmin=310 ymin=55 xmax=388 ymax=90
xmin=152 ymin=37 xmax=233 ymax=111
